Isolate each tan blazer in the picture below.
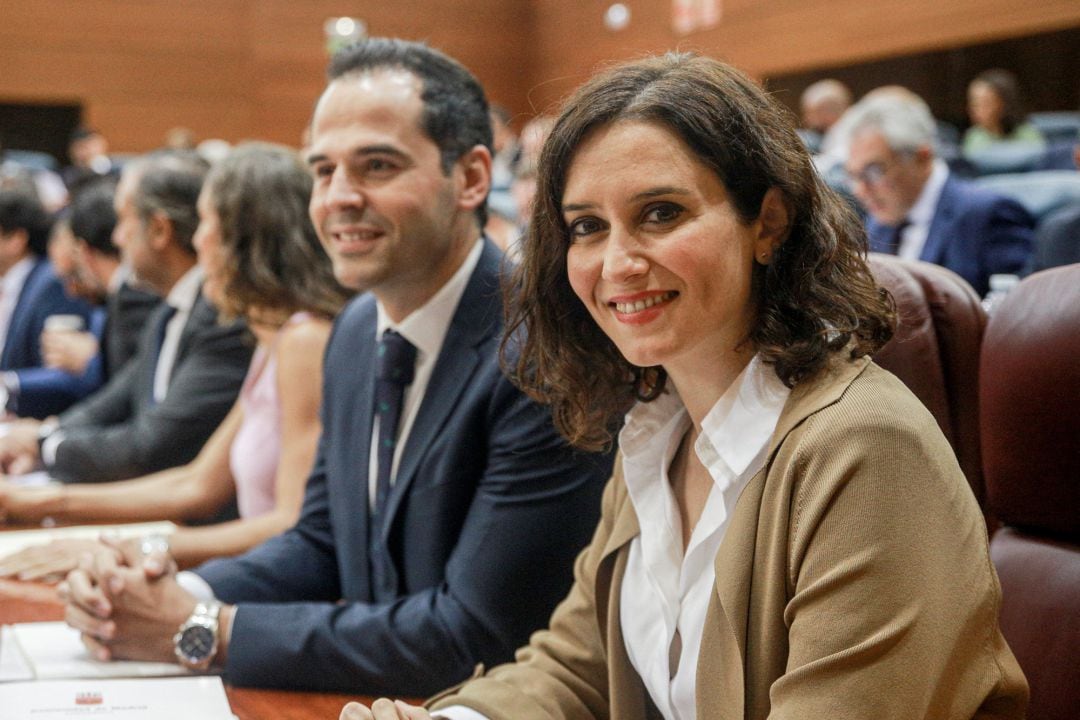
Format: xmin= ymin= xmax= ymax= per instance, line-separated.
xmin=432 ymin=357 xmax=1028 ymax=720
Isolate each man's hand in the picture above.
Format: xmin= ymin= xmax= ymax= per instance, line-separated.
xmin=0 ymin=419 xmax=43 ymax=474
xmin=41 ymin=329 xmax=99 ymax=375
xmin=58 ymin=537 xmax=193 ymax=663
xmin=341 ymin=699 xmax=433 ymax=720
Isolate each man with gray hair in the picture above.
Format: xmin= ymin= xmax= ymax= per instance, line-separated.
xmin=801 ymin=78 xmax=852 ymax=135
xmin=0 ymin=150 xmax=252 ymax=483
xmin=843 ymin=91 xmax=1034 ymax=296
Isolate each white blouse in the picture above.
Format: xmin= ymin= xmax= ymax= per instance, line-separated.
xmin=619 ymin=355 xmax=789 ymax=720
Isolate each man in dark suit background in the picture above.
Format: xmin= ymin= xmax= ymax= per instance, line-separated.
xmin=61 ymin=38 xmax=611 ymax=697
xmin=844 ymin=93 xmax=1034 ymax=296
xmin=7 ymin=183 xmax=160 ymax=418
xmin=0 ymin=188 xmax=94 ymax=418
xmin=0 ymin=150 xmax=251 ymax=482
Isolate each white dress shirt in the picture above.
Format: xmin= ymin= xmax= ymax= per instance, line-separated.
xmin=437 ymin=355 xmax=790 ymax=720
xmin=896 ymin=159 xmax=949 ymax=262
xmin=0 ymin=256 xmax=36 ymax=360
xmin=41 ymin=266 xmax=203 ymax=467
xmin=368 ymin=238 xmax=483 ymax=507
xmin=152 ymin=266 xmax=204 ymax=403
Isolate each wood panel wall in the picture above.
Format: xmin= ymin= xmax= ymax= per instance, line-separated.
xmin=527 ymin=0 xmax=1080 ymax=112
xmin=0 ymin=0 xmax=1077 ymax=155
xmin=0 ymin=0 xmax=534 ymax=153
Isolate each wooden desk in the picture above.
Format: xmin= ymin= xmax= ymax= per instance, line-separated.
xmin=0 ymin=580 xmax=364 ymax=719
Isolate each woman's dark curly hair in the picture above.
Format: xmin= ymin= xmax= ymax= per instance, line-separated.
xmin=205 ymin=142 xmax=350 ymax=322
xmin=504 ymin=53 xmax=895 ymax=451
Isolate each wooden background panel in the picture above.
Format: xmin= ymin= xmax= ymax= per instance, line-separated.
xmin=0 ymin=0 xmax=535 ymax=153
xmin=527 ymin=0 xmax=1080 ymax=112
xmin=1 ymin=0 xmax=1077 ymax=155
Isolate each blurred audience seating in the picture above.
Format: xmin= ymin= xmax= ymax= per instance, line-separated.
xmin=1028 ymin=111 xmax=1080 ymax=145
xmin=974 ymin=170 xmax=1080 ymax=224
xmin=981 ymin=264 xmax=1080 ymax=720
xmin=869 ymin=254 xmax=987 ymax=504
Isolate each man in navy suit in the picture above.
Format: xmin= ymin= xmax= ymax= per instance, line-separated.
xmin=843 ymin=93 xmax=1034 ymax=296
xmin=0 ymin=189 xmax=93 ymax=418
xmin=62 ymin=38 xmax=610 ymax=696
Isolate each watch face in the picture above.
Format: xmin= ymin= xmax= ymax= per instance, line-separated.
xmin=178 ymin=625 xmax=215 ymax=662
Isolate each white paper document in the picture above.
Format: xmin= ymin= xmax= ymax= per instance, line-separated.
xmin=0 ymin=521 xmax=177 ymax=561
xmin=0 ymin=676 xmax=235 ymax=719
xmin=1 ymin=622 xmax=196 ymax=682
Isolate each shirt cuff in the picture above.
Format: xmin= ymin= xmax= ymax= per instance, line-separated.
xmin=177 ymin=571 xmax=216 ymax=602
xmin=431 ymin=707 xmax=492 ymax=720
xmin=39 ymin=428 xmax=64 ymax=467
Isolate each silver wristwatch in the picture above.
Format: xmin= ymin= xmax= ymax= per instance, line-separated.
xmin=173 ymin=601 xmax=221 ymax=670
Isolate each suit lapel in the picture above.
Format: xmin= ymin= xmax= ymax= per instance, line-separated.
xmin=921 ymin=176 xmax=958 ymax=265
xmin=379 ymin=241 xmax=502 ymax=535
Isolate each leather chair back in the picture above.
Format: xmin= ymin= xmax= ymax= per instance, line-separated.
xmin=981 ymin=264 xmax=1080 ymax=720
xmin=869 ymin=254 xmax=987 ymax=503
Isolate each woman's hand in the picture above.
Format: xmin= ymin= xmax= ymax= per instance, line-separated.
xmin=341 ymin=698 xmax=433 ymax=720
xmin=0 ymin=538 xmax=103 ymax=582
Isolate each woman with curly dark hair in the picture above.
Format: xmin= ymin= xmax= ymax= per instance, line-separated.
xmin=343 ymin=53 xmax=1026 ymax=720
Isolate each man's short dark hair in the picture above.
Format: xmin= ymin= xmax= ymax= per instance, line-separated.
xmin=0 ymin=188 xmax=51 ymax=256
xmin=70 ymin=181 xmax=119 ymax=258
xmin=129 ymin=150 xmax=209 ymax=255
xmin=327 ymin=38 xmax=493 ymax=225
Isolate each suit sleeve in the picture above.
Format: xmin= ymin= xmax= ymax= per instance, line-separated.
xmin=430 ymin=466 xmax=624 ymax=720
xmin=207 ymin=368 xmax=611 ymax=696
xmin=47 ymin=319 xmax=252 ymax=483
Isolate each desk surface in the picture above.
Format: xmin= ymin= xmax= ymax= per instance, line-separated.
xmin=0 ymin=580 xmax=363 ymax=720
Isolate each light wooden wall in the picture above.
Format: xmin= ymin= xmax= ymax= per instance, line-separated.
xmin=0 ymin=0 xmax=534 ymax=152
xmin=1 ymin=0 xmax=1077 ymax=153
xmin=527 ymin=0 xmax=1080 ymax=112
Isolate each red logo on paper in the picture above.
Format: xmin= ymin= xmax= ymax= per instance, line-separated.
xmin=75 ymin=691 xmax=103 ymax=705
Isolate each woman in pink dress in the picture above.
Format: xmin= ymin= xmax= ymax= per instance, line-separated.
xmin=0 ymin=142 xmax=351 ymax=572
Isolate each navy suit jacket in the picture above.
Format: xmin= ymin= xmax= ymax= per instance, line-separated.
xmin=196 ymin=240 xmax=612 ymax=695
xmin=2 ymin=258 xmax=95 ymax=418
xmin=867 ymin=175 xmax=1034 ymax=296
xmin=51 ymin=290 xmax=251 ymax=483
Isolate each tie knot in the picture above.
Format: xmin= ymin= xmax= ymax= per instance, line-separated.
xmin=376 ymin=330 xmax=417 ymax=385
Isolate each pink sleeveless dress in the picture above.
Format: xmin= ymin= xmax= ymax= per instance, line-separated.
xmin=229 ymin=312 xmax=312 ymax=518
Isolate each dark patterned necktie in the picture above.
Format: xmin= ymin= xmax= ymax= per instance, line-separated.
xmin=372 ymin=329 xmax=417 ymax=519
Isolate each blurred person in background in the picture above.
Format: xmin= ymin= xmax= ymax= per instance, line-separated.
xmin=0 ymin=150 xmax=252 ymax=483
xmin=0 ymin=188 xmax=93 ymax=418
xmin=963 ymin=69 xmax=1045 ymax=156
xmin=63 ymin=126 xmax=121 ymax=196
xmin=844 ymin=92 xmax=1034 ymax=295
xmin=0 ymin=142 xmax=349 ymax=577
xmin=42 ymin=182 xmax=160 ymax=382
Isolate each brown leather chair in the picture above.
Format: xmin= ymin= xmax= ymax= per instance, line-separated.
xmin=981 ymin=264 xmax=1080 ymax=720
xmin=869 ymin=254 xmax=987 ymax=503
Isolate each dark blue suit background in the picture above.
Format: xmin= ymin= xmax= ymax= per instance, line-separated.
xmin=197 ymin=241 xmax=612 ymax=695
xmin=867 ymin=175 xmax=1034 ymax=296
xmin=2 ymin=258 xmax=95 ymax=418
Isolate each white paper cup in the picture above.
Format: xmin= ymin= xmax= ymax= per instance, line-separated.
xmin=44 ymin=314 xmax=85 ymax=333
